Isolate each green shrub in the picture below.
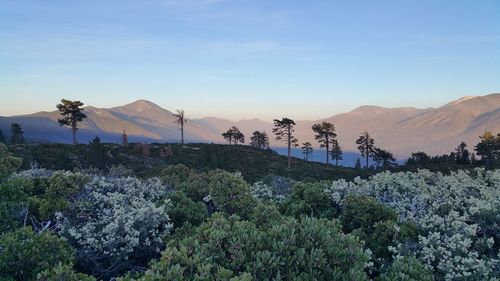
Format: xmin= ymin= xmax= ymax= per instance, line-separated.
xmin=0 ymin=227 xmax=75 ymax=281
xmin=0 ymin=143 xmax=22 ymax=181
xmin=37 ymin=171 xmax=89 ymax=220
xmin=128 ymin=214 xmax=369 ymax=280
xmin=340 ymin=194 xmax=398 ymax=233
xmin=167 ymin=191 xmax=208 ymax=229
xmin=281 ymin=181 xmax=336 ymax=218
xmin=37 ymin=264 xmax=96 ymax=281
xmin=161 ymin=164 xmax=192 ymax=187
xmin=377 ymin=257 xmax=433 ymax=281
xmin=208 ymin=171 xmax=256 ymax=219
xmin=0 ymin=178 xmax=34 ymax=234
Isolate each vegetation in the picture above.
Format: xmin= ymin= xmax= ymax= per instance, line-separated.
xmin=311 ymin=121 xmax=337 ymax=166
xmin=2 ymin=114 xmax=500 ymax=280
xmin=300 ymin=141 xmax=313 ymax=161
xmin=249 ymin=130 xmax=269 ymax=150
xmin=0 ymin=143 xmax=499 ymax=280
xmin=222 ymin=126 xmax=245 ymax=145
xmin=10 ymin=123 xmax=24 ymax=144
xmin=356 ymin=130 xmax=375 ymax=168
xmin=330 ymin=139 xmax=343 ymax=166
xmin=172 ymin=109 xmax=187 ymax=145
xmin=272 ymin=117 xmax=299 ymax=169
xmin=56 ymin=99 xmax=87 ymax=145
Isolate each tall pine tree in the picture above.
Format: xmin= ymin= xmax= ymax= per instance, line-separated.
xmin=312 ymin=121 xmax=337 ymax=166
xmin=250 ymin=131 xmax=269 ymax=150
xmin=301 ymin=142 xmax=313 ymax=161
xmin=10 ymin=123 xmax=24 ymax=144
xmin=356 ymin=131 xmax=375 ymax=169
xmin=56 ymin=99 xmax=87 ymax=145
xmin=330 ymin=139 xmax=343 ymax=166
xmin=272 ymin=118 xmax=298 ymax=169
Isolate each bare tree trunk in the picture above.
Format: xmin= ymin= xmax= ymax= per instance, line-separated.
xmin=72 ymin=125 xmax=77 ymax=145
xmin=325 ymin=136 xmax=330 ymax=167
xmin=287 ymin=126 xmax=291 ymax=169
xmin=181 ymin=123 xmax=184 ymax=145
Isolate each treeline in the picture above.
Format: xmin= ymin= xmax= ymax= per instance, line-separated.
xmin=4 ymin=98 xmax=500 ymax=171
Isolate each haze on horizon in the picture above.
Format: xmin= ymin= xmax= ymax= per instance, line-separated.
xmin=1 ymin=0 xmax=499 ymax=120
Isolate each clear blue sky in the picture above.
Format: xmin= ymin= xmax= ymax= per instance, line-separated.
xmin=1 ymin=0 xmax=499 ymax=120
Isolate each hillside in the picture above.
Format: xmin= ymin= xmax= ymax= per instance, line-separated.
xmin=9 ymin=143 xmax=371 ymax=183
xmin=1 ymin=93 xmax=499 ymax=159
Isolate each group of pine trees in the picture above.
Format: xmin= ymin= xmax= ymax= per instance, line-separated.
xmin=4 ymin=99 xmax=500 ymax=170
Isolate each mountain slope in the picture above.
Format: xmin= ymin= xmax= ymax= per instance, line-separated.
xmin=0 ymin=94 xmax=499 ymax=159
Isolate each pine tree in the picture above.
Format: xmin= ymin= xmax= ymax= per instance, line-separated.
xmin=56 ymin=99 xmax=87 ymax=145
xmin=121 ymin=130 xmax=129 ymax=146
xmin=250 ymin=131 xmax=269 ymax=150
xmin=455 ymin=142 xmax=470 ymax=165
xmin=222 ymin=126 xmax=244 ymax=145
xmin=10 ymin=123 xmax=24 ymax=144
xmin=330 ymin=139 xmax=343 ymax=166
xmin=373 ymin=147 xmax=396 ymax=168
xmin=311 ymin=121 xmax=337 ymax=166
xmin=356 ymin=131 xmax=375 ymax=169
xmin=354 ymin=158 xmax=362 ymax=169
xmin=301 ymin=142 xmax=313 ymax=161
xmin=272 ymin=118 xmax=299 ymax=169
xmin=233 ymin=130 xmax=245 ymax=145
xmin=0 ymin=129 xmax=4 ymax=143
xmin=474 ymin=131 xmax=500 ymax=164
xmin=172 ymin=110 xmax=187 ymax=145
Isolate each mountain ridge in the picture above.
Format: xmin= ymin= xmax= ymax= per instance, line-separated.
xmin=1 ymin=93 xmax=499 ymax=160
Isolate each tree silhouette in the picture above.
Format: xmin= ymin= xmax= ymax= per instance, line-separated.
xmin=222 ymin=126 xmax=244 ymax=145
xmin=301 ymin=142 xmax=313 ymax=161
xmin=0 ymin=129 xmax=4 ymax=143
xmin=373 ymin=147 xmax=396 ymax=168
xmin=172 ymin=110 xmax=187 ymax=145
xmin=354 ymin=158 xmax=362 ymax=169
xmin=406 ymin=151 xmax=430 ymax=167
xmin=356 ymin=131 xmax=375 ymax=169
xmin=250 ymin=131 xmax=269 ymax=150
xmin=272 ymin=118 xmax=298 ymax=169
xmin=454 ymin=142 xmax=470 ymax=165
xmin=330 ymin=139 xmax=343 ymax=166
xmin=474 ymin=131 xmax=500 ymax=164
xmin=10 ymin=123 xmax=24 ymax=144
xmin=312 ymin=121 xmax=337 ymax=166
xmin=56 ymin=99 xmax=87 ymax=145
xmin=121 ymin=130 xmax=129 ymax=146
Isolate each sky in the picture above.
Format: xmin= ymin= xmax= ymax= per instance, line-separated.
xmin=1 ymin=0 xmax=499 ymax=120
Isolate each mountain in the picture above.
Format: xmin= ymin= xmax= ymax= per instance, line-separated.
xmin=1 ymin=94 xmax=499 ymax=161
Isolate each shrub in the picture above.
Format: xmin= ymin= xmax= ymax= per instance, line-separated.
xmin=0 ymin=227 xmax=75 ymax=281
xmin=167 ymin=191 xmax=208 ymax=229
xmin=125 ymin=214 xmax=369 ymax=280
xmin=281 ymin=181 xmax=336 ymax=218
xmin=37 ymin=264 xmax=96 ymax=281
xmin=208 ymin=171 xmax=255 ymax=219
xmin=56 ymin=176 xmax=173 ymax=279
xmin=340 ymin=194 xmax=397 ymax=233
xmin=377 ymin=257 xmax=433 ymax=281
xmin=0 ymin=178 xmax=32 ymax=233
xmin=0 ymin=143 xmax=22 ymax=181
xmin=37 ymin=171 xmax=89 ymax=220
xmin=326 ymin=169 xmax=500 ymax=280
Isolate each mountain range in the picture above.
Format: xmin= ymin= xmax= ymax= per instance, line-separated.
xmin=1 ymin=94 xmax=499 ymax=159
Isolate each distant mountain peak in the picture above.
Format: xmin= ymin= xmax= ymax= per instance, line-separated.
xmin=114 ymin=99 xmax=162 ymax=112
xmin=453 ymin=96 xmax=478 ymax=104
